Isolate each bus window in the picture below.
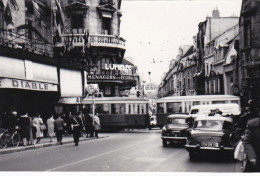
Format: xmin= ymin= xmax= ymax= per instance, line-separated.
xmin=193 ymin=101 xmax=200 ymax=106
xmin=167 ymin=102 xmax=182 ymax=113
xmin=231 ymin=100 xmax=238 ymax=104
xmin=212 ymin=101 xmax=225 ymax=104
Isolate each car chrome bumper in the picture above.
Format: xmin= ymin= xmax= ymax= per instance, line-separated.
xmin=161 ymin=136 xmax=187 ymax=140
xmin=185 ymin=144 xmax=234 ymax=151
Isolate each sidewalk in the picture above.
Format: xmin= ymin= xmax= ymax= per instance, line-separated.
xmin=0 ymin=135 xmax=108 ymax=155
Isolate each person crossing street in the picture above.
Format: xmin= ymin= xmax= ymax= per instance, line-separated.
xmin=71 ymin=113 xmax=83 ymax=146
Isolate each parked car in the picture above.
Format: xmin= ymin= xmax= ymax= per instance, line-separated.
xmin=185 ymin=115 xmax=234 ymax=160
xmin=161 ymin=114 xmax=193 ymax=147
xmin=149 ymin=115 xmax=157 ymax=130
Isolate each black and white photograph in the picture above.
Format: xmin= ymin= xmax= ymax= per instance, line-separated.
xmin=0 ymin=0 xmax=260 ymax=174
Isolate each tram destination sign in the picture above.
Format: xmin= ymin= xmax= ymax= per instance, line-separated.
xmin=87 ymin=74 xmax=136 ymax=81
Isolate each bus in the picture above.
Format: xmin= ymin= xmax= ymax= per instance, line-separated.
xmin=154 ymin=95 xmax=240 ymax=127
xmin=58 ymin=96 xmax=150 ymax=131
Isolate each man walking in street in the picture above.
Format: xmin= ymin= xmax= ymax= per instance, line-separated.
xmin=54 ymin=114 xmax=65 ymax=145
xmin=71 ymin=113 xmax=83 ymax=146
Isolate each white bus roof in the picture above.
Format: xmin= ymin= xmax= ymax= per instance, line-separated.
xmin=195 ymin=116 xmax=233 ymax=123
xmin=191 ymin=103 xmax=239 ymax=109
xmin=155 ymin=95 xmax=240 ymax=103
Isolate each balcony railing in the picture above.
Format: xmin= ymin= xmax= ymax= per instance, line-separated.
xmin=62 ymin=33 xmax=126 ymax=50
xmin=0 ymin=28 xmax=53 ymax=57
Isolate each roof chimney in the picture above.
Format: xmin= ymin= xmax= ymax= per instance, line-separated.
xmin=212 ymin=7 xmax=220 ymax=18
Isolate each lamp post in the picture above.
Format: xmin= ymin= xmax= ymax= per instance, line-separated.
xmin=143 ymin=80 xmax=146 ymax=98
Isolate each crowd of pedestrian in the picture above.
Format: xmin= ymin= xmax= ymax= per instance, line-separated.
xmin=0 ymin=110 xmax=101 ymax=147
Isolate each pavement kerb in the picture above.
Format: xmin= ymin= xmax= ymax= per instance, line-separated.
xmin=0 ymin=136 xmax=108 ymax=155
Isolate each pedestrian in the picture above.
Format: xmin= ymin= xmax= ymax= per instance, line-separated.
xmin=243 ymin=106 xmax=260 ymax=172
xmin=71 ymin=113 xmax=83 ymax=146
xmin=29 ymin=115 xmax=36 ymax=145
xmin=54 ymin=114 xmax=65 ymax=145
xmin=93 ymin=113 xmax=101 ymax=138
xmin=79 ymin=110 xmax=86 ymax=137
xmin=84 ymin=113 xmax=94 ymax=138
xmin=33 ymin=113 xmax=44 ymax=144
xmin=47 ymin=115 xmax=55 ymax=142
xmin=19 ymin=112 xmax=31 ymax=146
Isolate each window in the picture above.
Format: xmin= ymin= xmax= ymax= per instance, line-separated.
xmin=102 ymin=18 xmax=111 ymax=35
xmin=105 ymin=85 xmax=111 ymax=95
xmin=244 ymin=21 xmax=251 ymax=47
xmin=71 ymin=15 xmax=84 ymax=33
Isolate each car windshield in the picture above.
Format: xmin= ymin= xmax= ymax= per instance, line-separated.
xmin=194 ymin=120 xmax=224 ymax=130
xmin=168 ymin=118 xmax=186 ymax=124
xmin=190 ymin=109 xmax=199 ymax=114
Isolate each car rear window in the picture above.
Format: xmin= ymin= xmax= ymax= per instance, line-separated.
xmin=194 ymin=120 xmax=223 ymax=130
xmin=168 ymin=118 xmax=186 ymax=124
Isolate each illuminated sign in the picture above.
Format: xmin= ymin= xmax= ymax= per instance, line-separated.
xmin=0 ymin=78 xmax=58 ymax=91
xmin=104 ymin=64 xmax=132 ymax=71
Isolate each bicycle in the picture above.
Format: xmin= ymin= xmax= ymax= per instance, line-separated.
xmin=0 ymin=129 xmax=20 ymax=149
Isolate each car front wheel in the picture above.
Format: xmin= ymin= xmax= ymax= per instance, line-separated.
xmin=162 ymin=139 xmax=167 ymax=147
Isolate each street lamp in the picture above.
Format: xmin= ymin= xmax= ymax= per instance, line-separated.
xmin=143 ymin=80 xmax=146 ymax=98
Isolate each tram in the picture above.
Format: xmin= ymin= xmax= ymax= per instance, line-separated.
xmin=58 ymin=96 xmax=150 ymax=131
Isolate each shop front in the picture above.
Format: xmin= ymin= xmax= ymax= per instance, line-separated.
xmin=55 ymin=68 xmax=85 ymax=114
xmin=0 ymin=56 xmax=59 ymax=116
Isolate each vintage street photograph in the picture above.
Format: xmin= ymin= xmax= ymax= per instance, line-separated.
xmin=0 ymin=0 xmax=260 ymax=174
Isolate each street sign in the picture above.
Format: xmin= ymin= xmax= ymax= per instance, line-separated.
xmin=86 ymin=84 xmax=96 ymax=94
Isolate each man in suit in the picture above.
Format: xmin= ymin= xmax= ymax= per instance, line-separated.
xmin=71 ymin=113 xmax=83 ymax=146
xmin=54 ymin=114 xmax=65 ymax=145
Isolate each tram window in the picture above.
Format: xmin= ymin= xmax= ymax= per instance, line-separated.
xmin=112 ymin=104 xmax=121 ymax=114
xmin=120 ymin=104 xmax=125 ymax=114
xmin=167 ymin=102 xmax=182 ymax=113
xmin=157 ymin=103 xmax=164 ymax=113
xmin=212 ymin=101 xmax=225 ymax=104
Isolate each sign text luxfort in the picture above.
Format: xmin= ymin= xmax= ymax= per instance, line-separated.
xmin=0 ymin=78 xmax=58 ymax=91
xmin=104 ymin=64 xmax=132 ymax=70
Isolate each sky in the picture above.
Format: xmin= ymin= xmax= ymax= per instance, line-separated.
xmin=120 ymin=0 xmax=242 ymax=84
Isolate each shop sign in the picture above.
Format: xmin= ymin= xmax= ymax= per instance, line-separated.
xmin=104 ymin=64 xmax=132 ymax=71
xmin=87 ymin=74 xmax=136 ymax=81
xmin=0 ymin=78 xmax=58 ymax=91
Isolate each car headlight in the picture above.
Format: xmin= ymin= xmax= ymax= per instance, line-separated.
xmin=162 ymin=126 xmax=166 ymax=131
xmin=215 ymin=143 xmax=219 ymax=148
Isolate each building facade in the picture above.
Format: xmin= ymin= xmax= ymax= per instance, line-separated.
xmin=237 ymin=0 xmax=260 ymax=107
xmin=0 ymin=0 xmax=59 ymax=116
xmin=0 ymin=0 xmax=140 ymax=116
